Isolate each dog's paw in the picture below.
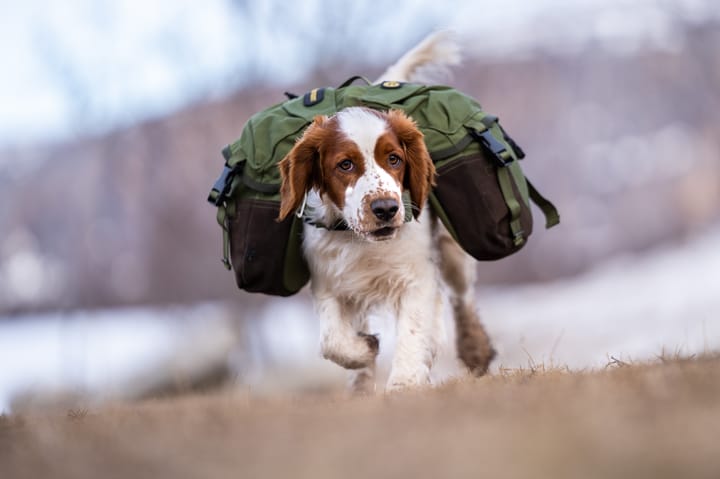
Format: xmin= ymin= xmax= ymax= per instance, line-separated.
xmin=459 ymin=343 xmax=497 ymax=377
xmin=457 ymin=321 xmax=496 ymax=376
xmin=385 ymin=365 xmax=431 ymax=392
xmin=321 ymin=332 xmax=380 ymax=370
xmin=385 ymin=375 xmax=431 ymax=393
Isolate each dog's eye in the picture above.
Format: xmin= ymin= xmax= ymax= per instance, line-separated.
xmin=388 ymin=153 xmax=403 ymax=168
xmin=337 ymin=159 xmax=354 ymax=171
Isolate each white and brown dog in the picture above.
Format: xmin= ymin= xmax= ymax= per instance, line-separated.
xmin=278 ymin=32 xmax=495 ymax=393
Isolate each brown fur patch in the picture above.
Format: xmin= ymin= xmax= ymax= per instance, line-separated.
xmin=454 ymin=302 xmax=496 ymax=376
xmin=385 ymin=109 xmax=436 ymax=218
xmin=373 ymin=131 xmax=406 ymax=186
xmin=278 ymin=115 xmax=327 ymax=220
xmin=279 ymin=109 xmax=436 ymax=222
xmin=278 ymin=115 xmax=368 ymax=219
xmin=433 ymin=217 xmax=496 ymax=376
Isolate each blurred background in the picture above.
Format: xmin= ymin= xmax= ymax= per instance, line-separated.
xmin=1 ymin=0 xmax=719 ymax=413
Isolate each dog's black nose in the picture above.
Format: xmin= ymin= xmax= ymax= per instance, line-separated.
xmin=371 ymin=198 xmax=399 ymax=221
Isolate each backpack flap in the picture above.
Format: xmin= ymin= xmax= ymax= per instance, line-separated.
xmin=283 ymin=88 xmax=339 ymax=119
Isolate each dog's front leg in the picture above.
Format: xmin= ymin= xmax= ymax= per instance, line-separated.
xmin=386 ymin=284 xmax=442 ymax=391
xmin=315 ymin=294 xmax=379 ymax=371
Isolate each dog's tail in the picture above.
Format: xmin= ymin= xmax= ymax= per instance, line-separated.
xmin=375 ymin=30 xmax=461 ymax=84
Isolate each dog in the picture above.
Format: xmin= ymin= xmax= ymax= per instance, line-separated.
xmin=278 ymin=32 xmax=496 ymax=393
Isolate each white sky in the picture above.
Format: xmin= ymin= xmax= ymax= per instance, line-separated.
xmin=0 ymin=0 xmax=717 ymax=147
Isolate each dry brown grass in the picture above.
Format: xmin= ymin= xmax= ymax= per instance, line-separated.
xmin=2 ymin=354 xmax=719 ymax=479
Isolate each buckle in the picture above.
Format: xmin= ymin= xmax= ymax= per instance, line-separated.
xmin=471 ymin=128 xmax=513 ymax=167
xmin=207 ymin=165 xmax=235 ymax=206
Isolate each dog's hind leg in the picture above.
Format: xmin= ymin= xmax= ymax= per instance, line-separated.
xmin=435 ymin=223 xmax=496 ymax=376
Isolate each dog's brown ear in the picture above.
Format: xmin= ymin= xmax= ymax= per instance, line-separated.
xmin=277 ymin=115 xmax=328 ymax=221
xmin=386 ymin=109 xmax=436 ymax=218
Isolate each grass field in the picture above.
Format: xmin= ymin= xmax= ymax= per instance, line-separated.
xmin=1 ymin=354 xmax=719 ymax=479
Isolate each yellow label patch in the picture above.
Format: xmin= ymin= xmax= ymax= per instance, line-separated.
xmin=381 ymin=81 xmax=401 ymax=89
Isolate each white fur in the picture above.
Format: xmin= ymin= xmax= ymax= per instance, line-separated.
xmin=303 ymin=211 xmax=442 ymax=391
xmin=297 ymin=31 xmax=486 ymax=393
xmin=336 ymin=108 xmax=404 ymax=233
xmin=376 ymin=30 xmax=461 ymax=84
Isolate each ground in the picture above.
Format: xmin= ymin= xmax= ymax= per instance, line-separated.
xmin=1 ymin=355 xmax=719 ymax=479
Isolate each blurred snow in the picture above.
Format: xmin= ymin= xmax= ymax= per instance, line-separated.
xmin=1 ymin=226 xmax=718 ymax=412
xmin=0 ymin=304 xmax=237 ymax=413
xmin=482 ymin=227 xmax=720 ymax=370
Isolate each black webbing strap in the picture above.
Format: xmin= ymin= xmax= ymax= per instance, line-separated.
xmin=338 ymin=76 xmax=372 ymax=88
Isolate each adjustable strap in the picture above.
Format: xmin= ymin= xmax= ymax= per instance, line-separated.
xmin=469 ymin=123 xmax=525 ymax=244
xmin=527 ymin=180 xmax=560 ymax=228
xmin=216 ymin=204 xmax=232 ymax=270
xmin=496 ymin=167 xmax=525 ymax=246
xmin=209 ymin=146 xmax=242 ymax=270
xmin=479 ymin=116 xmax=558 ymax=230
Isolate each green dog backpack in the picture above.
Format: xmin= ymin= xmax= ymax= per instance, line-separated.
xmin=207 ymin=77 xmax=559 ymax=296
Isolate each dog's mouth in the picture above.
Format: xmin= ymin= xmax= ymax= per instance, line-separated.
xmin=368 ymin=226 xmax=397 ymax=240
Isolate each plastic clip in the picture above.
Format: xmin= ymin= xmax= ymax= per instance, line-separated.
xmin=296 ymin=192 xmax=308 ymax=219
xmin=208 ymin=166 xmax=234 ymax=205
xmin=471 ymin=128 xmax=513 ymax=167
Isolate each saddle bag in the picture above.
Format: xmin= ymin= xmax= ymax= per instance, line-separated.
xmin=207 ymin=78 xmax=559 ymax=296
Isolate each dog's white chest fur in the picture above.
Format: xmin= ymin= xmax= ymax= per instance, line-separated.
xmin=303 ymin=217 xmax=434 ymax=308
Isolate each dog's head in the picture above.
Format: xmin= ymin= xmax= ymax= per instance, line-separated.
xmin=278 ymin=107 xmax=435 ymax=241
